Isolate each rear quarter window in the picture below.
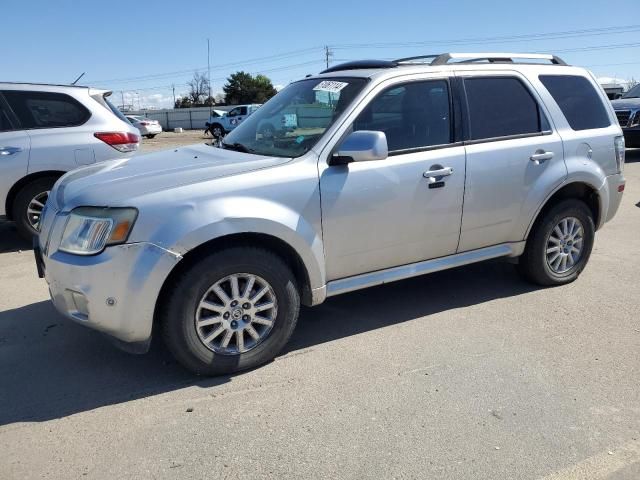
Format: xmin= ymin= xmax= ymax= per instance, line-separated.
xmin=2 ymin=90 xmax=90 ymax=129
xmin=539 ymin=75 xmax=611 ymax=131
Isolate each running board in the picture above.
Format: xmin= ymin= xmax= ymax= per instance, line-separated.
xmin=325 ymin=242 xmax=525 ymax=297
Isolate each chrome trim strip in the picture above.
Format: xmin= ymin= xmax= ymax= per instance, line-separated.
xmin=326 ymin=242 xmax=525 ymax=297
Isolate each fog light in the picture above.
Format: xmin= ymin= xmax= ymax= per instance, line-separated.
xmin=69 ymin=290 xmax=89 ymax=317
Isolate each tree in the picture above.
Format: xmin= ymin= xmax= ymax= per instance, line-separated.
xmin=223 ymin=71 xmax=277 ymax=105
xmin=174 ymin=96 xmax=193 ymax=108
xmin=187 ymin=72 xmax=210 ymax=105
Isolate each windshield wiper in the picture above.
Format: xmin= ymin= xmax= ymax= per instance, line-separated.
xmin=221 ymin=141 xmax=253 ymax=153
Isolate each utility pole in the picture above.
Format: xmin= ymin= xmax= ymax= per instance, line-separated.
xmin=207 ymin=38 xmax=213 ymax=113
xmin=172 ymin=84 xmax=176 ymax=107
xmin=121 ymin=91 xmax=125 ymax=110
xmin=324 ymin=46 xmax=333 ymax=69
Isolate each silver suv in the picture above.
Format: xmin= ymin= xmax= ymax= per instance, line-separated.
xmin=0 ymin=83 xmax=140 ymax=239
xmin=35 ymin=53 xmax=626 ymax=375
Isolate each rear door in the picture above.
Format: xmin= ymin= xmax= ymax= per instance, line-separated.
xmin=456 ymin=72 xmax=567 ymax=252
xmin=0 ymin=94 xmax=30 ymax=217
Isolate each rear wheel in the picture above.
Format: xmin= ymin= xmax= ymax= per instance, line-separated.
xmin=12 ymin=176 xmax=58 ymax=240
xmin=162 ymin=247 xmax=300 ymax=376
xmin=210 ymin=123 xmax=224 ymax=138
xmin=517 ymin=199 xmax=595 ymax=286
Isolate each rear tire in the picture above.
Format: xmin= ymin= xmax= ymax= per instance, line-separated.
xmin=517 ymin=199 xmax=595 ymax=286
xmin=162 ymin=247 xmax=300 ymax=376
xmin=210 ymin=123 xmax=224 ymax=138
xmin=12 ymin=176 xmax=58 ymax=241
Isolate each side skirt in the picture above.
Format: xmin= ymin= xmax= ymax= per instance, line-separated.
xmin=324 ymin=242 xmax=526 ymax=298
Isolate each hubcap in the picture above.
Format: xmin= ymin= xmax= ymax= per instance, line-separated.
xmin=545 ymin=216 xmax=584 ymax=274
xmin=195 ymin=273 xmax=277 ymax=355
xmin=27 ymin=191 xmax=49 ymax=230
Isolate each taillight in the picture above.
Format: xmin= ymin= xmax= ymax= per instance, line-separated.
xmin=614 ymin=136 xmax=625 ymax=173
xmin=94 ymin=132 xmax=140 ymax=153
xmin=140 ymin=121 xmax=149 ymax=126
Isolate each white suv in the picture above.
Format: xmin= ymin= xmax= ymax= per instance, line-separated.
xmin=0 ymin=83 xmax=140 ymax=239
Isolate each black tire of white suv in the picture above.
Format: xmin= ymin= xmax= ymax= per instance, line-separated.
xmin=517 ymin=199 xmax=595 ymax=286
xmin=162 ymin=247 xmax=300 ymax=376
xmin=12 ymin=176 xmax=59 ymax=241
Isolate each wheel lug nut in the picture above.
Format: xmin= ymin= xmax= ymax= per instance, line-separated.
xmin=231 ymin=320 xmax=238 ymax=328
xmin=223 ymin=312 xmax=230 ymax=319
xmin=231 ymin=300 xmax=238 ymax=307
xmin=243 ymin=303 xmax=250 ymax=309
xmin=243 ymin=315 xmax=250 ymax=321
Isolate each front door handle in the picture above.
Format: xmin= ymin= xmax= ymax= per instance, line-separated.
xmin=530 ymin=150 xmax=554 ymax=164
xmin=0 ymin=146 xmax=23 ymax=156
xmin=423 ymin=166 xmax=453 ymax=184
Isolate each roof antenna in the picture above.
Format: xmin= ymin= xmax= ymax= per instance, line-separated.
xmin=71 ymin=72 xmax=86 ymax=85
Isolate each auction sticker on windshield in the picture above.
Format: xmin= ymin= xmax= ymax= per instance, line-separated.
xmin=313 ymin=81 xmax=349 ymax=93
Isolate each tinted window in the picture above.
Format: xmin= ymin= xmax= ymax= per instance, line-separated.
xmin=353 ymin=80 xmax=451 ymax=151
xmin=3 ymin=91 xmax=90 ymax=129
xmin=239 ymin=106 xmax=248 ymax=115
xmin=464 ymin=77 xmax=542 ymax=140
xmin=539 ymin=75 xmax=611 ymax=130
xmin=0 ymin=100 xmax=14 ymax=132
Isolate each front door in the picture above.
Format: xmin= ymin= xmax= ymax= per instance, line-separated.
xmin=320 ymin=78 xmax=466 ymax=281
xmin=0 ymin=94 xmax=30 ymax=217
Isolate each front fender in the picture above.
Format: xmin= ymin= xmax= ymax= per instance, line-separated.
xmin=164 ymin=197 xmax=326 ymax=292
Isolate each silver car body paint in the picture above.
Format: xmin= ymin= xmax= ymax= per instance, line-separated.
xmin=38 ymin=61 xmax=626 ymax=347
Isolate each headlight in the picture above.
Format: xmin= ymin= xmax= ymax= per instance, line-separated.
xmin=59 ymin=207 xmax=138 ymax=255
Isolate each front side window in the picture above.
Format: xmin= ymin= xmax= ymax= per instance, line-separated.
xmin=539 ymin=75 xmax=611 ymax=131
xmin=2 ymin=90 xmax=90 ymax=129
xmin=353 ymin=80 xmax=451 ymax=152
xmin=464 ymin=77 xmax=543 ymax=141
xmin=222 ymin=77 xmax=368 ymax=158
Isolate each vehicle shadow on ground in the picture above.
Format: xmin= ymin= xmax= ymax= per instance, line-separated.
xmin=0 ymin=257 xmax=537 ymax=426
xmin=0 ymin=221 xmax=31 ymax=254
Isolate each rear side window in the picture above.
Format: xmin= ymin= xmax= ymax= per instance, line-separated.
xmin=539 ymin=75 xmax=611 ymax=131
xmin=464 ymin=77 xmax=544 ymax=141
xmin=2 ymin=91 xmax=90 ymax=129
xmin=104 ymin=95 xmax=129 ymax=123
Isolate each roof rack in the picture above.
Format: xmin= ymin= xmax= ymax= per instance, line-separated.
xmin=427 ymin=52 xmax=567 ymax=66
xmin=320 ymin=52 xmax=568 ymax=74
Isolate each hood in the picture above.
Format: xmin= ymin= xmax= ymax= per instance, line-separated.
xmin=611 ymin=97 xmax=640 ymax=110
xmin=53 ymin=143 xmax=289 ymax=210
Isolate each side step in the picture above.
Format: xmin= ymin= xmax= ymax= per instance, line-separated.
xmin=326 ymin=242 xmax=525 ymax=297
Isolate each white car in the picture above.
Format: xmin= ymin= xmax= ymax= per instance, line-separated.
xmin=126 ymin=115 xmax=162 ymax=139
xmin=0 ymin=82 xmax=140 ymax=239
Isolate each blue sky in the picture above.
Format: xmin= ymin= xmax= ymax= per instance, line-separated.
xmin=2 ymin=0 xmax=639 ymax=108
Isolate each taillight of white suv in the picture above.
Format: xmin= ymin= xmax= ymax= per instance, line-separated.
xmin=94 ymin=132 xmax=140 ymax=153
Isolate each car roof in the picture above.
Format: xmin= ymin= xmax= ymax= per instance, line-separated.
xmin=0 ymin=82 xmax=110 ymax=96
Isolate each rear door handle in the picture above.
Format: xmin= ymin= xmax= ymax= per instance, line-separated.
xmin=0 ymin=146 xmax=23 ymax=156
xmin=530 ymin=150 xmax=554 ymax=164
xmin=423 ymin=167 xmax=453 ymax=183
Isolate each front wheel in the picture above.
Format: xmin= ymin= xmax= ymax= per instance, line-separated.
xmin=162 ymin=247 xmax=300 ymax=375
xmin=517 ymin=199 xmax=595 ymax=286
xmin=146 ymin=134 xmax=156 ymax=139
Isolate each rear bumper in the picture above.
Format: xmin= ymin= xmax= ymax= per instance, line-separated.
xmin=601 ymin=172 xmax=625 ymax=227
xmin=139 ymin=125 xmax=162 ymax=135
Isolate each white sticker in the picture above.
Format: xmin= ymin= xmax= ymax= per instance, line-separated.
xmin=283 ymin=113 xmax=297 ymax=127
xmin=313 ymin=80 xmax=349 ymax=93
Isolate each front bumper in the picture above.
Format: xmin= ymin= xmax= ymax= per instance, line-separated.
xmin=38 ymin=217 xmax=181 ymax=346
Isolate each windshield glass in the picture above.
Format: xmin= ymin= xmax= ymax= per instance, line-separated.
xmin=222 ymin=77 xmax=368 ymax=157
xmin=623 ymin=84 xmax=640 ymax=98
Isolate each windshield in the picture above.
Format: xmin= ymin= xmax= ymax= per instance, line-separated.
xmin=622 ymin=84 xmax=640 ymax=99
xmin=222 ymin=77 xmax=368 ymax=157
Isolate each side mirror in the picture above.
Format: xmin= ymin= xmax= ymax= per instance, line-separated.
xmin=330 ymin=130 xmax=388 ymax=165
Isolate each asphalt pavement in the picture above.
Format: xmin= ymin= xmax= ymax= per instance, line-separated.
xmin=0 ymin=148 xmax=638 ymax=479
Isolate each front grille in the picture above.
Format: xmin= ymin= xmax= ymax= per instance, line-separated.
xmin=615 ymin=110 xmax=631 ymax=127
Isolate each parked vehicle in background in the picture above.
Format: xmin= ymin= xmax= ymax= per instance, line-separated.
xmin=0 ymin=83 xmax=140 ymax=239
xmin=205 ymin=104 xmax=261 ymax=137
xmin=611 ymin=83 xmax=640 ymax=147
xmin=36 ymin=53 xmax=625 ymax=376
xmin=126 ymin=115 xmax=162 ymax=139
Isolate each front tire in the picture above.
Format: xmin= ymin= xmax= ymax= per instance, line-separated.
xmin=146 ymin=134 xmax=156 ymax=139
xmin=162 ymin=247 xmax=300 ymax=376
xmin=210 ymin=123 xmax=224 ymax=139
xmin=517 ymin=199 xmax=595 ymax=286
xmin=12 ymin=176 xmax=58 ymax=240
